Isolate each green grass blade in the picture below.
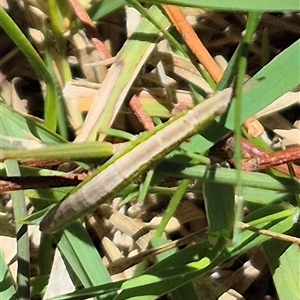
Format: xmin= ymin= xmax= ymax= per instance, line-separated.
xmin=55 ymin=222 xmax=111 ymax=291
xmin=229 ymin=205 xmax=297 ymax=255
xmin=157 ymin=162 xmax=300 ymax=194
xmin=203 ymin=176 xmax=235 ymax=241
xmin=47 ymin=0 xmax=72 ymax=84
xmin=43 ymin=25 xmax=68 ymax=138
xmin=0 ymin=8 xmax=58 ymax=131
xmin=0 ymin=100 xmax=65 ymax=144
xmin=264 ymin=237 xmax=300 ymax=299
xmin=1 ymin=141 xmax=116 ymax=162
xmin=119 ymin=182 xmax=294 ymax=208
xmin=148 ymin=237 xmax=199 ymax=300
xmin=0 ymin=250 xmax=17 ymax=300
xmin=148 ymin=206 xmax=296 ymax=276
xmin=138 ymin=169 xmax=155 ymax=203
xmin=233 ymin=11 xmax=261 ymax=243
xmin=155 ymin=179 xmax=190 ymax=237
xmin=45 ymin=281 xmax=121 ymax=300
xmin=40 ymin=204 xmax=297 ymax=299
xmin=5 ymin=159 xmax=30 ymax=300
xmin=140 ymin=0 xmax=300 ymax=12
xmin=181 ymin=39 xmax=300 ymax=154
xmin=89 ymin=0 xmax=126 ymax=21
xmin=115 ymin=257 xmax=211 ymax=300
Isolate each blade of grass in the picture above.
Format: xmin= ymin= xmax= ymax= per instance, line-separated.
xmin=230 ymin=204 xmax=297 ymax=255
xmin=156 ymin=161 xmax=300 ymax=194
xmin=138 ymin=169 xmax=155 ymax=203
xmin=140 ymin=0 xmax=300 ymax=12
xmin=47 ymin=0 xmax=73 ymax=84
xmin=0 ymin=141 xmax=117 ymax=162
xmin=1 ymin=113 xmax=30 ymax=299
xmin=5 ymin=159 xmax=30 ymax=300
xmin=1 ymin=159 xmax=295 ymax=205
xmin=89 ymin=0 xmax=126 ymax=21
xmin=115 ymin=257 xmax=211 ymax=300
xmin=98 ymin=128 xmax=135 ymax=141
xmin=0 ymin=250 xmax=17 ymax=300
xmin=76 ymin=5 xmax=171 ymax=142
xmin=181 ymin=39 xmax=300 ymax=155
xmin=264 ymin=235 xmax=300 ymax=299
xmin=45 ymin=281 xmax=121 ymax=300
xmin=0 ymin=8 xmax=58 ymax=131
xmin=147 ymin=205 xmax=296 ymax=277
xmin=0 ymin=100 xmax=66 ymax=144
xmin=203 ymin=174 xmax=235 ymax=242
xmin=155 ymin=179 xmax=190 ymax=237
xmin=43 ymin=23 xmax=68 ymax=138
xmin=233 ymin=11 xmax=261 ymax=243
xmin=41 ymin=205 xmax=296 ymax=299
xmin=53 ymin=222 xmax=111 ymax=292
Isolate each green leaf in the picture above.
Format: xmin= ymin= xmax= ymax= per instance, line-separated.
xmin=20 ymin=205 xmax=56 ymax=226
xmin=5 ymin=159 xmax=31 ymax=299
xmin=0 ymin=100 xmax=65 ymax=144
xmin=273 ymin=243 xmax=300 ymax=299
xmin=0 ymin=8 xmax=58 ymax=130
xmin=115 ymin=257 xmax=210 ymax=300
xmin=56 ymin=222 xmax=111 ymax=289
xmin=181 ymin=40 xmax=300 ymax=154
xmin=230 ymin=205 xmax=297 ymax=255
xmin=141 ymin=0 xmax=300 ymax=12
xmin=0 ymin=250 xmax=17 ymax=300
xmin=1 ymin=141 xmax=115 ymax=163
xmin=89 ymin=0 xmax=126 ymax=21
xmin=263 ymin=222 xmax=300 ymax=300
xmin=157 ymin=161 xmax=300 ymax=194
xmin=203 ymin=174 xmax=235 ymax=240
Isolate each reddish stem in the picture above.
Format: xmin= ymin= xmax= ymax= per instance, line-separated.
xmin=242 ymin=146 xmax=300 ymax=172
xmin=0 ymin=173 xmax=86 ymax=192
xmin=224 ymin=137 xmax=300 ymax=177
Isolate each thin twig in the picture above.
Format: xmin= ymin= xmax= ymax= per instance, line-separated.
xmin=224 ymin=137 xmax=300 ymax=177
xmin=107 ymin=228 xmax=207 ymax=274
xmin=239 ymin=222 xmax=300 ymax=245
xmin=0 ymin=174 xmax=86 ymax=192
xmin=242 ymin=146 xmax=300 ymax=172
